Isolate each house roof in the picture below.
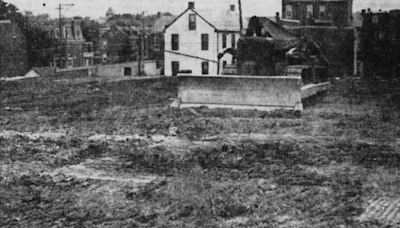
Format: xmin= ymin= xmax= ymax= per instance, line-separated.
xmin=153 ymin=15 xmax=177 ymax=33
xmin=196 ymin=9 xmax=241 ymax=31
xmin=165 ymin=7 xmax=241 ymax=32
xmin=31 ymin=67 xmax=56 ymax=77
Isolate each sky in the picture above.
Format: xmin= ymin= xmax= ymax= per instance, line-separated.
xmin=5 ymin=0 xmax=400 ymax=19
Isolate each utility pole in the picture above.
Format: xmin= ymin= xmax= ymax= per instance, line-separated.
xmin=238 ymin=0 xmax=243 ymax=33
xmin=139 ymin=11 xmax=145 ymax=76
xmin=57 ymin=3 xmax=74 ymax=68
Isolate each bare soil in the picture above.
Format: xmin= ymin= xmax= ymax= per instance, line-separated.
xmin=1 ymin=76 xmax=400 ymax=227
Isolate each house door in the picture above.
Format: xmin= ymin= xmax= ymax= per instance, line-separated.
xmin=172 ymin=61 xmax=179 ymax=76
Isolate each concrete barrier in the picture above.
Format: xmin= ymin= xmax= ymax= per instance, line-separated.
xmin=173 ymin=75 xmax=303 ymax=111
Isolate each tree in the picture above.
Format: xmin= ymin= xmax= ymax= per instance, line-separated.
xmin=1 ymin=0 xmax=56 ymax=67
xmin=80 ymin=18 xmax=101 ymax=52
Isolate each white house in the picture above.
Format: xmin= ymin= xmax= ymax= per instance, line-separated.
xmin=164 ymin=2 xmax=241 ymax=76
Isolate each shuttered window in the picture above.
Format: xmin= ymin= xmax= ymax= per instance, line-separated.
xmin=189 ymin=14 xmax=196 ymax=30
xmin=202 ymin=62 xmax=209 ymax=75
xmin=223 ymin=34 xmax=227 ymax=48
xmin=201 ymin=34 xmax=209 ymax=50
xmin=171 ymin=34 xmax=179 ymax=51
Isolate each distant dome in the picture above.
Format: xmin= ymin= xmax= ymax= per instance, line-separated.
xmin=106 ymin=7 xmax=115 ymax=17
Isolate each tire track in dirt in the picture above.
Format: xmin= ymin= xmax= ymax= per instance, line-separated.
xmin=359 ymin=197 xmax=400 ymax=225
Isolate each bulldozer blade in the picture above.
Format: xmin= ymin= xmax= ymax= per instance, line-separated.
xmin=173 ymin=75 xmax=304 ymax=112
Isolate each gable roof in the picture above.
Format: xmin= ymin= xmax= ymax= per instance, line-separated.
xmin=32 ymin=67 xmax=56 ymax=77
xmin=165 ymin=7 xmax=241 ymax=32
xmin=153 ymin=15 xmax=177 ymax=33
xmin=196 ymin=9 xmax=241 ymax=31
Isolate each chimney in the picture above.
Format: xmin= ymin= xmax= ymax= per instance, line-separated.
xmin=188 ymin=2 xmax=195 ymax=9
xmin=361 ymin=9 xmax=366 ymax=15
xmin=230 ymin=5 xmax=235 ymax=11
xmin=276 ymin=12 xmax=280 ymax=21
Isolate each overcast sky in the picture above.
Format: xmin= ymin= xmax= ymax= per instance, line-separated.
xmin=5 ymin=0 xmax=400 ymax=19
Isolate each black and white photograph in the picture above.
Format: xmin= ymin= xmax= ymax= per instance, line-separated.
xmin=1 ymin=0 xmax=400 ymax=227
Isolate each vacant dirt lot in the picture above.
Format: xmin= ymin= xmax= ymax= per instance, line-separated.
xmin=1 ymin=76 xmax=400 ymax=227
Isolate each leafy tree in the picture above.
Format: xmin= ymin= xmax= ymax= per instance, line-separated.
xmin=1 ymin=0 xmax=55 ymax=67
xmin=80 ymin=18 xmax=101 ymax=51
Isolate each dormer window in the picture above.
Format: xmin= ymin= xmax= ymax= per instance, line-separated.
xmin=189 ymin=14 xmax=196 ymax=30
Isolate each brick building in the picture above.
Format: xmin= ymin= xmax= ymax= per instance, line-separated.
xmin=42 ymin=20 xmax=94 ymax=68
xmin=282 ymin=0 xmax=353 ymax=27
xmin=360 ymin=9 xmax=400 ymax=78
xmin=0 ymin=20 xmax=28 ymax=77
xmin=98 ymin=25 xmax=143 ymax=64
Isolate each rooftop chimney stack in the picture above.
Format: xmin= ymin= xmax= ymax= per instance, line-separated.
xmin=276 ymin=12 xmax=280 ymax=21
xmin=188 ymin=2 xmax=195 ymax=9
xmin=230 ymin=5 xmax=235 ymax=11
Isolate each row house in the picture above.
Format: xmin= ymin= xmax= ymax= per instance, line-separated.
xmin=282 ymin=0 xmax=353 ymax=27
xmin=43 ymin=20 xmax=94 ymax=68
xmin=0 ymin=20 xmax=29 ymax=77
xmin=164 ymin=2 xmax=241 ymax=76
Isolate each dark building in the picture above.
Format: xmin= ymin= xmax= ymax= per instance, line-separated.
xmin=98 ymin=25 xmax=143 ymax=64
xmin=282 ymin=0 xmax=353 ymax=27
xmin=0 ymin=20 xmax=29 ymax=77
xmin=360 ymin=9 xmax=400 ymax=78
xmin=149 ymin=14 xmax=176 ymax=70
xmin=41 ymin=20 xmax=94 ymax=68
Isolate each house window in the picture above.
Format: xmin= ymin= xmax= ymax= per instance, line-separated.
xmin=223 ymin=61 xmax=227 ymax=67
xmin=171 ymin=34 xmax=179 ymax=51
xmin=306 ymin=4 xmax=313 ymax=17
xmin=56 ymin=29 xmax=60 ymax=38
xmin=202 ymin=62 xmax=209 ymax=75
xmin=372 ymin=15 xmax=379 ymax=24
xmin=154 ymin=36 xmax=161 ymax=51
xmin=189 ymin=14 xmax=196 ymax=30
xmin=286 ymin=5 xmax=293 ymax=19
xmin=103 ymin=41 xmax=107 ymax=48
xmin=319 ymin=5 xmax=326 ymax=18
xmin=67 ymin=59 xmax=73 ymax=67
xmin=172 ymin=61 xmax=179 ymax=76
xmin=124 ymin=67 xmax=132 ymax=76
xmin=201 ymin=34 xmax=209 ymax=50
xmin=222 ymin=34 xmax=227 ymax=48
xmin=231 ymin=34 xmax=236 ymax=48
